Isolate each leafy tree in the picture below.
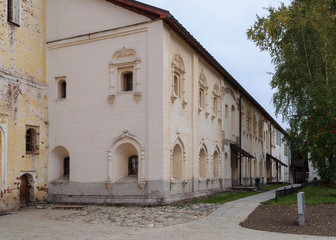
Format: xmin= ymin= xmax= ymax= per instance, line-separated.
xmin=247 ymin=0 xmax=336 ymax=184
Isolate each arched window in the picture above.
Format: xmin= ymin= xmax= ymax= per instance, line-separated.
xmin=26 ymin=128 xmax=37 ymax=154
xmin=213 ymin=151 xmax=220 ymax=178
xmin=128 ymin=155 xmax=138 ymax=175
xmin=171 ymin=53 xmax=186 ymax=105
xmin=122 ymin=72 xmax=133 ymax=91
xmin=199 ymin=148 xmax=207 ymax=179
xmin=56 ymin=77 xmax=67 ymax=99
xmin=172 ymin=144 xmax=183 ymax=180
xmin=198 ymin=69 xmax=208 ymax=111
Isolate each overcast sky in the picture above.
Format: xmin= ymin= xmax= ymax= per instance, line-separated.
xmin=137 ymin=0 xmax=291 ymax=129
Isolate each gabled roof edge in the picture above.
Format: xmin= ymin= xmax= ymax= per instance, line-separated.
xmin=105 ymin=0 xmax=170 ymax=19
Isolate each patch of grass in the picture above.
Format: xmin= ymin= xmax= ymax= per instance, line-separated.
xmin=182 ymin=191 xmax=259 ymax=205
xmin=263 ymin=184 xmax=336 ymax=205
xmin=259 ymin=184 xmax=290 ymax=191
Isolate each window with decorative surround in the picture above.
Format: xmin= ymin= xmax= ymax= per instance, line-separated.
xmin=198 ymin=69 xmax=208 ymax=117
xmin=211 ymin=83 xmax=221 ymax=121
xmin=108 ymin=47 xmax=142 ymax=104
xmin=171 ymin=53 xmax=187 ymax=108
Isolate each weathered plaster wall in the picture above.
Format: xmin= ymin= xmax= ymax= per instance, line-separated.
xmin=0 ymin=0 xmax=48 ymax=212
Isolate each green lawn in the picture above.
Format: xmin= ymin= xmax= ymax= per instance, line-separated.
xmin=180 ymin=191 xmax=259 ymax=205
xmin=263 ymin=184 xmax=336 ymax=205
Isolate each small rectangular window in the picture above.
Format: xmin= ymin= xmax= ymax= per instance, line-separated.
xmin=123 ymin=72 xmax=133 ymax=91
xmin=7 ymin=0 xmax=20 ymax=26
xmin=25 ymin=125 xmax=39 ymax=155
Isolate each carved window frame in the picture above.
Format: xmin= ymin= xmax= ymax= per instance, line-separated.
xmin=171 ymin=53 xmax=187 ymax=108
xmin=169 ymin=134 xmax=187 ymax=187
xmin=108 ymin=47 xmax=142 ymax=104
xmin=211 ymin=83 xmax=221 ymax=120
xmin=198 ymin=69 xmax=208 ymax=116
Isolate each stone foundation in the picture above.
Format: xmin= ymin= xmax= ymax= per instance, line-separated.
xmin=47 ymin=178 xmax=232 ymax=205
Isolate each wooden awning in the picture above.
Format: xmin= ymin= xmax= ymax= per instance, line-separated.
xmin=230 ymin=143 xmax=254 ymax=158
xmin=266 ymin=153 xmax=288 ymax=167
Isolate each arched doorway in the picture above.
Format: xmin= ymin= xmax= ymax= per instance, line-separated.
xmin=50 ymin=146 xmax=70 ymax=182
xmin=20 ymin=174 xmax=30 ymax=207
xmin=115 ymin=143 xmax=138 ymax=180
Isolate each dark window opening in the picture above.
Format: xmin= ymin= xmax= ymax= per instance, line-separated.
xmin=26 ymin=128 xmax=36 ymax=154
xmin=64 ymin=157 xmax=70 ymax=176
xmin=57 ymin=80 xmax=66 ymax=99
xmin=128 ymin=156 xmax=138 ymax=175
xmin=61 ymin=81 xmax=66 ymax=98
xmin=123 ymin=72 xmax=133 ymax=91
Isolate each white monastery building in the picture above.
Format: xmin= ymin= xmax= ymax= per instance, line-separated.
xmin=47 ymin=0 xmax=290 ymax=204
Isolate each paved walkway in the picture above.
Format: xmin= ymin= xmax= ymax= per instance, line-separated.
xmin=0 ymin=188 xmax=335 ymax=240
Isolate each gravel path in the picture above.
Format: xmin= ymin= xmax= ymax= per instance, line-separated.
xmin=55 ymin=203 xmax=221 ymax=228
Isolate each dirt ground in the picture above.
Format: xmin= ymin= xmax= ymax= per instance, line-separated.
xmin=240 ymin=204 xmax=336 ymax=237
